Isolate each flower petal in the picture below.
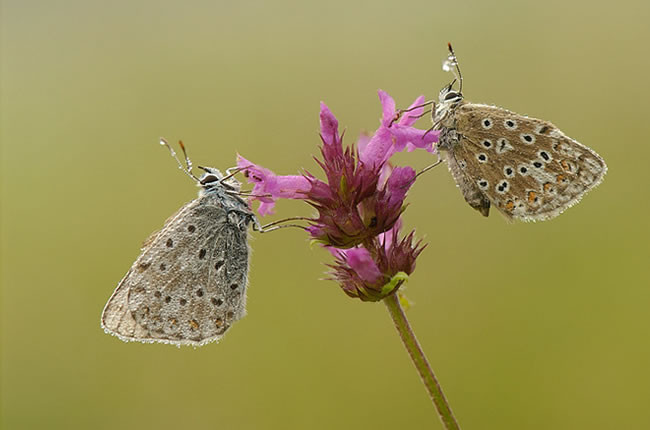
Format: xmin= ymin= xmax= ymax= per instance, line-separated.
xmin=342 ymin=247 xmax=383 ymax=284
xmin=378 ymin=89 xmax=396 ymax=125
xmin=390 ymin=126 xmax=440 ymax=154
xmin=319 ymin=102 xmax=339 ymax=146
xmin=237 ymin=155 xmax=274 ymax=184
xmin=359 ymin=127 xmax=393 ymax=168
xmin=399 ymin=95 xmax=427 ymax=127
xmin=267 ymin=176 xmax=311 ymax=199
xmin=356 ymin=131 xmax=372 ymax=155
xmin=257 ymin=201 xmax=277 ymax=217
xmin=237 ymin=155 xmax=311 ymax=198
xmin=386 ymin=166 xmax=416 ymax=204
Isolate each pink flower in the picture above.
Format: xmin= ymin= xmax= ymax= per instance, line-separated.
xmin=238 ymin=92 xmax=434 ymax=250
xmin=236 ymin=90 xmax=434 ymax=298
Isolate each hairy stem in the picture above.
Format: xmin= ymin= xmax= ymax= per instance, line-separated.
xmin=383 ymin=293 xmax=460 ymax=430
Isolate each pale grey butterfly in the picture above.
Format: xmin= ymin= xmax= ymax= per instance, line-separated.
xmin=101 ymin=140 xmax=262 ymax=346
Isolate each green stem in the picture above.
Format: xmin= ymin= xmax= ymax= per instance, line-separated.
xmin=383 ymin=292 xmax=461 ymax=430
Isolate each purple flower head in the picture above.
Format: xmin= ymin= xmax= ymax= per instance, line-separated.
xmin=238 ymin=92 xmax=435 ymax=249
xmin=328 ymin=221 xmax=426 ymax=302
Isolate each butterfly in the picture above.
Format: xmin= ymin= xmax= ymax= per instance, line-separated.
xmin=431 ymin=43 xmax=607 ymax=221
xmin=101 ymin=140 xmax=259 ymax=346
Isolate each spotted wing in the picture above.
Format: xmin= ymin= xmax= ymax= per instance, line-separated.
xmin=452 ymin=103 xmax=607 ymax=221
xmin=101 ymin=195 xmax=250 ymax=346
xmin=441 ymin=147 xmax=491 ymax=217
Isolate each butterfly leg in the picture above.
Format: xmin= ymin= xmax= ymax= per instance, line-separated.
xmin=415 ymin=157 xmax=444 ymax=179
xmin=254 ymin=216 xmax=312 ymax=233
xmin=217 ymin=166 xmax=248 ymax=184
xmin=403 ymin=109 xmax=432 ymax=122
xmin=389 ymin=101 xmax=435 ymax=127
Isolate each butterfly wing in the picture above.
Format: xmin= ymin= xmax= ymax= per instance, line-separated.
xmin=451 ymin=103 xmax=607 ymax=221
xmin=101 ymin=194 xmax=250 ymax=346
xmin=441 ymin=148 xmax=492 ymax=217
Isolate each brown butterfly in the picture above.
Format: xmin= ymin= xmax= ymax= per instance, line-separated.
xmin=431 ymin=43 xmax=606 ymax=221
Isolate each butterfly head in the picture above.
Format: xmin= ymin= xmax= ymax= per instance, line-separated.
xmin=432 ymin=81 xmax=464 ymax=126
xmin=439 ymin=81 xmax=463 ymax=104
xmin=198 ymin=167 xmax=242 ymax=193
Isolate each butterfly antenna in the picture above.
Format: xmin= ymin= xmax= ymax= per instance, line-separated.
xmin=447 ymin=42 xmax=463 ymax=94
xmin=177 ymin=140 xmax=197 ymax=177
xmin=159 ymin=138 xmax=199 ymax=182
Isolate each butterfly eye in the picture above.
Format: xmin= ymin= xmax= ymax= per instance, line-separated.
xmin=444 ymin=91 xmax=460 ymax=101
xmin=199 ymin=174 xmax=220 ymax=185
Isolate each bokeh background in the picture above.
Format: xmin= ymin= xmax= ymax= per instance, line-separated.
xmin=2 ymin=1 xmax=649 ymax=429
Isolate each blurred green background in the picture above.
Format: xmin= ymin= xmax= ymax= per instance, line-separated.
xmin=2 ymin=1 xmax=649 ymax=429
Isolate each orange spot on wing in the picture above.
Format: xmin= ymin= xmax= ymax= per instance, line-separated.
xmin=528 ymin=191 xmax=537 ymax=203
xmin=557 ymin=174 xmax=565 ymax=183
xmin=189 ymin=320 xmax=199 ymax=330
xmin=505 ymin=201 xmax=515 ymax=211
xmin=560 ymin=160 xmax=570 ymax=171
xmin=543 ymin=182 xmax=552 ymax=192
